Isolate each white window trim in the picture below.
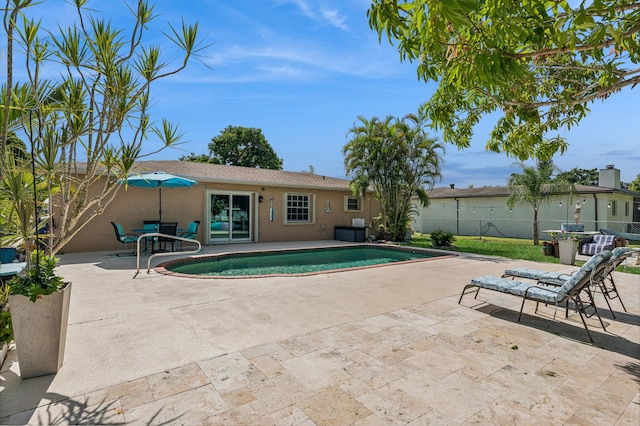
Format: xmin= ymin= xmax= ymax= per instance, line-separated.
xmin=344 ymin=195 xmax=362 ymax=212
xmin=283 ymin=192 xmax=315 ymax=224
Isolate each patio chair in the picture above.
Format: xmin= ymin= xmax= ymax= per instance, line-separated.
xmin=110 ymin=222 xmax=138 ymax=254
xmin=502 ymin=247 xmax=631 ymax=316
xmin=177 ymin=220 xmax=200 ymax=251
xmin=592 ymin=247 xmax=631 ymax=313
xmin=141 ymin=221 xmax=159 ymax=252
xmin=459 ymin=250 xmax=613 ymax=342
xmin=157 ymin=222 xmax=178 ymax=252
xmin=579 ymin=234 xmax=617 ymax=255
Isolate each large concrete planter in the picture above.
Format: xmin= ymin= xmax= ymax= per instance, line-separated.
xmin=8 ymin=282 xmax=71 ymax=379
xmin=558 ymin=239 xmax=579 ymax=265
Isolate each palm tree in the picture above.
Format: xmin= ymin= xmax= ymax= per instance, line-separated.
xmin=343 ymin=113 xmax=444 ymax=241
xmin=507 ymin=160 xmax=574 ymax=245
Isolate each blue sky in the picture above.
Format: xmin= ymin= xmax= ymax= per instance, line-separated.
xmin=8 ymin=0 xmax=640 ymax=187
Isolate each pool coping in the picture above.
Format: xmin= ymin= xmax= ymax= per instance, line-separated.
xmin=154 ymin=243 xmax=458 ymax=279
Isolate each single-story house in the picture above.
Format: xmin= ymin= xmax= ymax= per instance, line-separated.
xmin=61 ymin=160 xmax=379 ymax=253
xmin=413 ymin=165 xmax=640 ymax=240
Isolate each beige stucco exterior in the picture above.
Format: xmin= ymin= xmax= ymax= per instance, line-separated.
xmin=60 ymin=161 xmax=379 ymax=253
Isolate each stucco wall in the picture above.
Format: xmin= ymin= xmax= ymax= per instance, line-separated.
xmin=60 ymin=179 xmax=379 ymax=253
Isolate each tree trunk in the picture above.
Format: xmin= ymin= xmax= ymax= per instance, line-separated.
xmin=533 ymin=207 xmax=539 ymax=245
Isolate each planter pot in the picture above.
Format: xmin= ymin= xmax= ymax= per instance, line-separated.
xmin=558 ymin=239 xmax=578 ymax=266
xmin=8 ymin=282 xmax=71 ymax=379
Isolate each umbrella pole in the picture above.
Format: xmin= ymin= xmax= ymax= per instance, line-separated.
xmin=159 ymin=186 xmax=162 ymax=223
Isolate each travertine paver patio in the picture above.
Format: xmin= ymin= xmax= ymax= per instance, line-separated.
xmin=1 ymin=241 xmax=638 ymax=425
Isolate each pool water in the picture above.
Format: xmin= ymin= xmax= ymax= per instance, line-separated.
xmin=163 ymin=245 xmax=449 ymax=277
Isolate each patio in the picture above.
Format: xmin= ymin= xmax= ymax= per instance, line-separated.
xmin=1 ymin=241 xmax=638 ymax=424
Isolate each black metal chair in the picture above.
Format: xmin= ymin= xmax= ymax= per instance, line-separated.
xmin=157 ymin=222 xmax=178 ymax=252
xmin=110 ymin=222 xmax=138 ymax=254
xmin=142 ymin=220 xmax=160 ymax=252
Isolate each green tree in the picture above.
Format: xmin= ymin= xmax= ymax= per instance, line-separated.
xmin=629 ymin=174 xmax=640 ymax=192
xmin=343 ymin=113 xmax=444 ymax=242
xmin=1 ymin=0 xmax=203 ymax=255
xmin=507 ymin=161 xmax=575 ymax=245
xmin=367 ymin=1 xmax=639 ymax=161
xmin=182 ymin=126 xmax=283 ymax=169
xmin=555 ymin=167 xmax=599 ymax=186
xmin=179 ymin=153 xmax=215 ymax=163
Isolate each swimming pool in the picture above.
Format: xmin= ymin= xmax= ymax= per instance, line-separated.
xmin=157 ymin=244 xmax=453 ymax=278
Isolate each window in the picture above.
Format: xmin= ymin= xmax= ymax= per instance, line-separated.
xmin=286 ymin=193 xmax=311 ymax=223
xmin=625 ymin=202 xmax=629 ymax=217
xmin=611 ymin=200 xmax=617 ymax=216
xmin=345 ymin=196 xmax=362 ymax=212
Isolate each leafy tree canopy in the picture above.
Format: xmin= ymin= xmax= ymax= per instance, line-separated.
xmin=179 ymin=153 xmax=215 ymax=163
xmin=181 ymin=126 xmax=283 ymax=169
xmin=629 ymin=173 xmax=640 ymax=192
xmin=555 ymin=167 xmax=599 ymax=186
xmin=368 ymin=1 xmax=640 ymax=161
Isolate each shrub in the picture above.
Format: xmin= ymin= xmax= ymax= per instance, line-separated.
xmin=430 ymin=229 xmax=455 ymax=247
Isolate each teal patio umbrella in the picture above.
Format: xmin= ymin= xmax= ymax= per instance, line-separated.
xmin=118 ymin=171 xmax=197 ymax=222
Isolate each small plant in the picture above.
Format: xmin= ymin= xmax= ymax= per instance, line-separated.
xmin=0 ymin=309 xmax=13 ymax=343
xmin=7 ymin=253 xmax=65 ymax=302
xmin=430 ymin=229 xmax=455 ymax=247
xmin=0 ymin=283 xmax=12 ymax=343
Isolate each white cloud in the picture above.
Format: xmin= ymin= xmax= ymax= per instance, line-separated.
xmin=278 ymin=0 xmax=349 ymax=30
xmin=321 ymin=8 xmax=349 ymax=31
xmin=202 ymin=41 xmax=398 ymax=83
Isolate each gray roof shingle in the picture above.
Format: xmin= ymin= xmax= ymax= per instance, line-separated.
xmin=129 ymin=160 xmax=352 ymax=191
xmin=427 ymin=184 xmax=627 ymax=199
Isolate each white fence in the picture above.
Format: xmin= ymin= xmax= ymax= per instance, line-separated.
xmin=412 ymin=217 xmax=640 ymax=241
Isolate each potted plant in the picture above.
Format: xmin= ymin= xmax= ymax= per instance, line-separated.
xmin=6 ymin=252 xmax=71 ymax=379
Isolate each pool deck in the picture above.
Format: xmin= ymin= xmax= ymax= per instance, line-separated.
xmin=1 ymin=241 xmax=639 ymax=425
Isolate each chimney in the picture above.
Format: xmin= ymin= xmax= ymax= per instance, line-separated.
xmin=598 ymin=165 xmax=620 ymax=189
xmin=450 ymin=184 xmax=455 ymax=189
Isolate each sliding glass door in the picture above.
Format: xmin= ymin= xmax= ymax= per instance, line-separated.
xmin=208 ymin=191 xmax=252 ymax=242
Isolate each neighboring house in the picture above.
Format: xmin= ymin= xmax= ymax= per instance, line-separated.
xmin=413 ymin=165 xmax=640 ymax=240
xmin=61 ymin=160 xmax=379 ymax=253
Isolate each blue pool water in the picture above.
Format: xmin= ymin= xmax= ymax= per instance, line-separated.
xmin=163 ymin=245 xmax=449 ymax=277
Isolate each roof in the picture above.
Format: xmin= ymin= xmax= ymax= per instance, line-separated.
xmin=427 ymin=184 xmax=637 ymax=199
xmin=128 ymin=160 xmax=353 ymax=191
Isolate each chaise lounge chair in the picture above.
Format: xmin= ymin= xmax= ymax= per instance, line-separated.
xmin=502 ymin=247 xmax=631 ymax=316
xmin=459 ymin=250 xmax=613 ymax=342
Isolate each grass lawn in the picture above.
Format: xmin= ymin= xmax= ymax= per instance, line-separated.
xmin=410 ymin=233 xmax=640 ymax=275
